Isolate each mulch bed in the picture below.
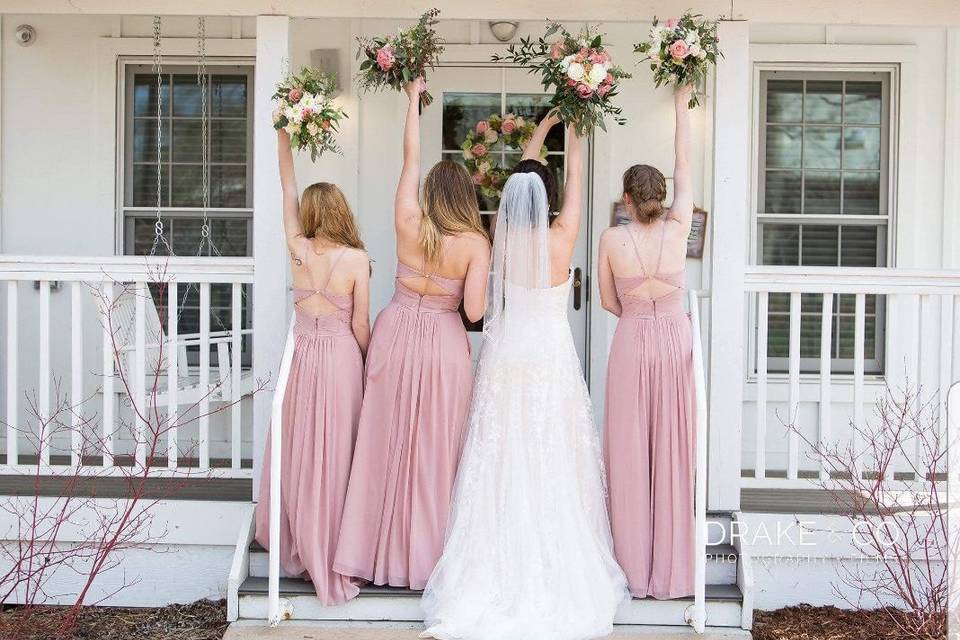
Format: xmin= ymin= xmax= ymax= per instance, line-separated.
xmin=753 ymin=604 xmax=945 ymax=640
xmin=0 ymin=598 xmax=228 ymax=640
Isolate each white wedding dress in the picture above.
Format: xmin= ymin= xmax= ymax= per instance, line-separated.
xmin=421 ymin=174 xmax=628 ymax=640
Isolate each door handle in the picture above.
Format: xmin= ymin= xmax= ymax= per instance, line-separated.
xmin=573 ymin=267 xmax=583 ymax=311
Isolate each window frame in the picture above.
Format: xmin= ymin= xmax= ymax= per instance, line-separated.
xmin=749 ymin=63 xmax=900 ymax=377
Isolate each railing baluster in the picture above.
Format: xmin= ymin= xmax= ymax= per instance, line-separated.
xmin=6 ymin=282 xmax=18 ymax=466
xmin=938 ymin=294 xmax=953 ymax=479
xmin=199 ymin=282 xmax=211 ymax=470
xmin=688 ymin=291 xmax=708 ymax=633
xmin=38 ymin=280 xmax=50 ymax=466
xmin=71 ymin=282 xmax=83 ymax=467
xmin=231 ymin=283 xmax=242 ymax=471
xmin=167 ymin=281 xmax=178 ymax=470
xmin=787 ymin=292 xmax=801 ymax=480
xmin=853 ymin=293 xmax=866 ymax=480
xmin=818 ymin=293 xmax=833 ymax=481
xmin=101 ymin=282 xmax=115 ymax=467
xmin=755 ymin=292 xmax=768 ymax=479
xmin=134 ymin=282 xmax=147 ymax=469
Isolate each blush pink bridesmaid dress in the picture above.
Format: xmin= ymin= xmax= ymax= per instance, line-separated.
xmin=255 ymin=257 xmax=362 ymax=606
xmin=603 ymin=221 xmax=695 ymax=600
xmin=334 ymin=261 xmax=473 ymax=590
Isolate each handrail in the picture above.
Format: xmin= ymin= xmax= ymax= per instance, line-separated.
xmin=688 ymin=289 xmax=708 ymax=634
xmin=744 ymin=266 xmax=960 ymax=294
xmin=268 ymin=312 xmax=297 ymax=625
xmin=0 ymin=255 xmax=255 ymax=283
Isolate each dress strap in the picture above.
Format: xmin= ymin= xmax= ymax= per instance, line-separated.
xmin=653 ymin=218 xmax=669 ymax=275
xmin=625 ymin=224 xmax=650 ymax=277
xmin=320 ymin=248 xmax=347 ymax=291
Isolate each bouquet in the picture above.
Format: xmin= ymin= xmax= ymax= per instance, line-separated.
xmin=461 ymin=114 xmax=548 ymax=199
xmin=271 ymin=68 xmax=347 ymax=160
xmin=634 ymin=13 xmax=721 ymax=109
xmin=493 ymin=23 xmax=631 ymax=136
xmin=356 ymin=8 xmax=444 ymax=108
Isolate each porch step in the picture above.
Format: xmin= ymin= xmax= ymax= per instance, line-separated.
xmin=237 ymin=578 xmax=744 ymax=627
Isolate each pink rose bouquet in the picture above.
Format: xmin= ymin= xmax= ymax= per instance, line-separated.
xmin=460 ymin=113 xmax=548 ymax=199
xmin=493 ymin=23 xmax=631 ymax=135
xmin=271 ymin=67 xmax=347 ymax=160
xmin=634 ymin=13 xmax=722 ymax=109
xmin=356 ymin=9 xmax=444 ymax=108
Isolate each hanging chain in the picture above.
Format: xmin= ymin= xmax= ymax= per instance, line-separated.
xmin=150 ymin=16 xmax=172 ymax=256
xmin=196 ymin=17 xmax=220 ymax=257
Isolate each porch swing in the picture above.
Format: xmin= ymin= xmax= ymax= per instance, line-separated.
xmin=113 ymin=16 xmax=253 ymax=407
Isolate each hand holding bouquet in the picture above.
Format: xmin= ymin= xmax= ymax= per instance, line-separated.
xmin=271 ymin=68 xmax=347 ymax=160
xmin=356 ymin=8 xmax=444 ymax=108
xmin=634 ymin=13 xmax=721 ymax=109
xmin=493 ymin=23 xmax=631 ymax=136
xmin=461 ymin=113 xmax=548 ymax=199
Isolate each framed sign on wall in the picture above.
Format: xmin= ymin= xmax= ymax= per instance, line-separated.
xmin=610 ymin=201 xmax=708 ymax=259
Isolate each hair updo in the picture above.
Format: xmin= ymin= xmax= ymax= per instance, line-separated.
xmin=622 ymin=164 xmax=667 ymax=223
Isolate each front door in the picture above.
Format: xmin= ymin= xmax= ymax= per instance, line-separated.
xmin=421 ymin=64 xmax=592 ymax=375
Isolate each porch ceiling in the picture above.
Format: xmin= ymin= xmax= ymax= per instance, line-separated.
xmin=2 ymin=0 xmax=958 ymax=27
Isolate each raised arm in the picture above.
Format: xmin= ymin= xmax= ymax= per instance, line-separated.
xmin=278 ymin=130 xmax=309 ymax=257
xmin=551 ymin=124 xmax=584 ymax=243
xmin=395 ymin=78 xmax=425 ymax=239
xmin=521 ymin=110 xmax=562 ymax=161
xmin=597 ymin=230 xmax=622 ymax=318
xmin=461 ymin=235 xmax=492 ymax=323
xmin=351 ymin=257 xmax=371 ymax=357
xmin=669 ymin=84 xmax=694 ymax=229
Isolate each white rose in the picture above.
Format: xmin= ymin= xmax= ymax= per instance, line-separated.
xmin=560 ymin=54 xmax=575 ymax=71
xmin=697 ymin=49 xmax=707 ymax=60
xmin=462 ymin=148 xmax=474 ymax=160
xmin=588 ymin=63 xmax=607 ymax=87
xmin=567 ymin=62 xmax=585 ymax=82
xmin=685 ymin=32 xmax=700 ymax=47
xmin=689 ymin=43 xmax=702 ymax=58
xmin=271 ymin=106 xmax=283 ymax=124
xmin=284 ymin=122 xmax=301 ymax=135
xmin=484 ymin=128 xmax=498 ymax=144
xmin=478 ymin=161 xmax=491 ymax=174
xmin=284 ymin=106 xmax=301 ymax=124
xmin=306 ymin=121 xmax=319 ymax=136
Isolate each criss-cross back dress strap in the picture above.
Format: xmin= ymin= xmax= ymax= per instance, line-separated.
xmin=625 ymin=219 xmax=669 ymax=279
xmin=295 ymin=247 xmax=347 ymax=308
xmin=398 ymin=236 xmax=462 ymax=296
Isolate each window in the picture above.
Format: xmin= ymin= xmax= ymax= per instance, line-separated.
xmin=756 ymin=70 xmax=892 ymax=374
xmin=121 ymin=64 xmax=253 ymax=361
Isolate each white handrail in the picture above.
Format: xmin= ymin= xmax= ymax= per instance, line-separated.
xmin=688 ymin=289 xmax=708 ymax=634
xmin=268 ymin=312 xmax=297 ymax=625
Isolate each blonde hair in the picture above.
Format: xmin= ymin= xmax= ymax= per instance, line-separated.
xmin=299 ymin=182 xmax=365 ymax=250
xmin=419 ymin=160 xmax=487 ymax=265
xmin=622 ymin=164 xmax=667 ymax=223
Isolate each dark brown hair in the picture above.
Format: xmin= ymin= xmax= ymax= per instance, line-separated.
xmin=300 ymin=182 xmax=365 ymax=250
xmin=622 ymin=164 xmax=667 ymax=223
xmin=420 ymin=160 xmax=487 ymax=265
xmin=511 ymin=159 xmax=558 ymax=213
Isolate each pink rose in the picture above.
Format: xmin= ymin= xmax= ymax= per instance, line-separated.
xmin=550 ymin=41 xmax=565 ymax=60
xmin=597 ymin=84 xmax=612 ymax=97
xmin=605 ymin=73 xmax=615 ymax=85
xmin=669 ymin=39 xmax=690 ymax=60
xmin=471 ymin=143 xmax=488 ymax=158
xmin=501 ymin=118 xmax=517 ymax=134
xmin=490 ymin=174 xmax=502 ymax=186
xmin=476 ymin=120 xmax=490 ymax=135
xmin=574 ymin=53 xmax=585 ymax=63
xmin=287 ymin=88 xmax=303 ymax=102
xmin=300 ymin=107 xmax=313 ymax=119
xmin=320 ymin=120 xmax=331 ymax=130
xmin=589 ymin=51 xmax=605 ymax=65
xmin=576 ymin=83 xmax=594 ymax=99
xmin=472 ymin=173 xmax=484 ymax=185
xmin=665 ymin=18 xmax=679 ymax=28
xmin=566 ymin=78 xmax=577 ymax=87
xmin=602 ymin=50 xmax=613 ymax=64
xmin=376 ymin=45 xmax=395 ymax=71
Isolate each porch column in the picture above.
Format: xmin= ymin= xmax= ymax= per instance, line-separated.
xmin=252 ymin=15 xmax=290 ymax=500
xmin=707 ymin=20 xmax=750 ymax=512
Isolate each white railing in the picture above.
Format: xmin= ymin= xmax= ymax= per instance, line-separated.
xmin=743 ymin=266 xmax=960 ymax=488
xmin=687 ymin=289 xmax=708 ymax=634
xmin=0 ymin=255 xmax=255 ymax=478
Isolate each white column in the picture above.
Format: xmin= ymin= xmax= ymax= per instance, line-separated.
xmin=253 ymin=15 xmax=291 ymax=500
xmin=707 ymin=20 xmax=750 ymax=511
xmin=943 ymin=28 xmax=959 ymax=270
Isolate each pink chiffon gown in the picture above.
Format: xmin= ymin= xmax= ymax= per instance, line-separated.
xmin=255 ymin=272 xmax=362 ymax=606
xmin=334 ymin=262 xmax=473 ymax=590
xmin=603 ymin=221 xmax=695 ymax=600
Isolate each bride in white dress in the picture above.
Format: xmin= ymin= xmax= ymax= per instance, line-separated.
xmin=421 ymin=122 xmax=628 ymax=640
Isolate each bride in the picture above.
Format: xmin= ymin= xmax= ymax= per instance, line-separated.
xmin=421 ymin=120 xmax=628 ymax=640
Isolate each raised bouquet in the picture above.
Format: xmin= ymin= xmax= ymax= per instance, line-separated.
xmin=461 ymin=114 xmax=548 ymax=199
xmin=634 ymin=13 xmax=721 ymax=109
xmin=493 ymin=23 xmax=631 ymax=135
xmin=271 ymin=68 xmax=347 ymax=160
xmin=356 ymin=8 xmax=444 ymax=108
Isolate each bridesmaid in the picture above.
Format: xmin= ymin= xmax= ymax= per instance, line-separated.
xmin=597 ymin=84 xmax=696 ymax=600
xmin=255 ymin=129 xmax=371 ymax=605
xmin=335 ymin=78 xmax=491 ymax=590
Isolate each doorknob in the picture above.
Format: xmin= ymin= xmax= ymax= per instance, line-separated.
xmin=573 ymin=267 xmax=583 ymax=310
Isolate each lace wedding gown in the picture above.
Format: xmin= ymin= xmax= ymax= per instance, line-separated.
xmin=421 ymin=174 xmax=628 ymax=640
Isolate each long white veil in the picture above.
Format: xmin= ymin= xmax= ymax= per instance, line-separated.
xmin=483 ymin=172 xmax=551 ymax=344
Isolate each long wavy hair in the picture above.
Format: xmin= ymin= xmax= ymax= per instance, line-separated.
xmin=299 ymin=182 xmax=365 ymax=250
xmin=418 ymin=160 xmax=487 ymax=265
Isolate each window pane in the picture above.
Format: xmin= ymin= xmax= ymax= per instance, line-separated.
xmin=133 ymin=74 xmax=169 ymax=117
xmin=132 ymin=216 xmax=171 ymax=254
xmin=442 ymin=93 xmax=500 ymax=151
xmin=212 ymin=120 xmax=247 ymax=163
xmin=844 ymin=81 xmax=882 ymax=125
xmin=171 ymin=165 xmax=203 ymax=207
xmin=764 ymin=171 xmax=801 ymax=213
xmin=173 ymin=75 xmax=202 ymax=117
xmin=804 ymin=171 xmax=841 ymax=215
xmin=766 ymin=80 xmax=803 ymax=123
xmin=839 ymin=225 xmax=883 ymax=267
xmin=843 ymin=172 xmax=881 ymax=214
xmin=837 ymin=310 xmax=878 ymax=360
xmin=767 ymin=312 xmax=790 ymax=358
xmin=172 ymin=119 xmax=203 ymax=163
xmin=132 ymin=119 xmax=169 ymax=163
xmin=843 ymin=127 xmax=881 ymax=170
xmin=761 ymin=223 xmax=799 ymax=265
xmin=211 ymin=75 xmax=248 ymax=118
xmin=208 ymin=218 xmax=250 ymax=256
xmin=765 ymin=125 xmax=802 ymax=168
xmin=211 ymin=165 xmax=248 ymax=208
xmin=505 ymin=94 xmax=564 ymax=151
xmin=800 ymin=302 xmax=823 ymax=358
xmin=804 ymin=126 xmax=841 ymax=169
xmin=804 ymin=80 xmax=842 ymax=124
xmin=132 ymin=163 xmax=169 ymax=207
xmin=800 ymin=224 xmax=838 ymax=266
